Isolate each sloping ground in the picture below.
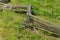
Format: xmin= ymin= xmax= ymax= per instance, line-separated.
xmin=0 ymin=8 xmax=60 ymax=40
xmin=0 ymin=0 xmax=60 ymax=40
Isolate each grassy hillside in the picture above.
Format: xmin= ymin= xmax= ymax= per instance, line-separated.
xmin=0 ymin=0 xmax=60 ymax=40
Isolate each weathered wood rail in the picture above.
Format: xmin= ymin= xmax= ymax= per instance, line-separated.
xmin=0 ymin=3 xmax=60 ymax=36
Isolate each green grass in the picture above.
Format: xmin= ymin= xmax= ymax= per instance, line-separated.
xmin=0 ymin=9 xmax=27 ymax=40
xmin=0 ymin=0 xmax=60 ymax=40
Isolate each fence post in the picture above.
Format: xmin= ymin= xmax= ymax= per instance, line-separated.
xmin=24 ymin=4 xmax=34 ymax=30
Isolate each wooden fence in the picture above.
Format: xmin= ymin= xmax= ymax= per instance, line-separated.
xmin=0 ymin=3 xmax=60 ymax=36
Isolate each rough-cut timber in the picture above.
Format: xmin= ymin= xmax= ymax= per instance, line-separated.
xmin=0 ymin=3 xmax=60 ymax=36
xmin=0 ymin=0 xmax=10 ymax=3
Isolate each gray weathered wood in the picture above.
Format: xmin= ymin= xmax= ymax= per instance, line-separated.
xmin=33 ymin=20 xmax=60 ymax=35
xmin=0 ymin=3 xmax=60 ymax=36
xmin=0 ymin=0 xmax=10 ymax=3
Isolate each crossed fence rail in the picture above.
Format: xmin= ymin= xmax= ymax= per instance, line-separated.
xmin=0 ymin=3 xmax=60 ymax=36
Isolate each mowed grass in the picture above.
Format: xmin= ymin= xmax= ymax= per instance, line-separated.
xmin=0 ymin=0 xmax=60 ymax=40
